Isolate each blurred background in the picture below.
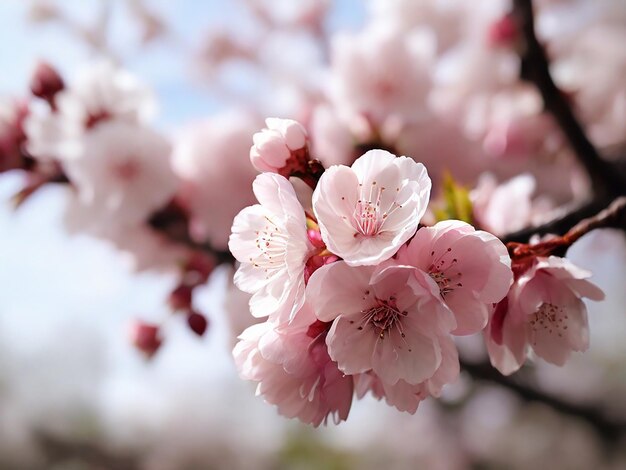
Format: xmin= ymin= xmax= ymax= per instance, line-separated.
xmin=1 ymin=0 xmax=626 ymax=469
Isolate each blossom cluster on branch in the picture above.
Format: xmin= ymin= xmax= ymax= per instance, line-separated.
xmin=230 ymin=120 xmax=604 ymax=425
xmin=1 ymin=0 xmax=625 ymax=437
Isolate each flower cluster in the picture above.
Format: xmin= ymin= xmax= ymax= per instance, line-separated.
xmin=231 ymin=118 xmax=548 ymax=425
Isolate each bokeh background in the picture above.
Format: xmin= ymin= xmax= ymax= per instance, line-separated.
xmin=1 ymin=1 xmax=625 ymax=469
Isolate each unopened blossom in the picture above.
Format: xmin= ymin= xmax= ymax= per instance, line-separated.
xmin=250 ymin=117 xmax=308 ymax=173
xmin=25 ymin=60 xmax=156 ymax=162
xmin=172 ymin=112 xmax=260 ymax=250
xmin=307 ymin=261 xmax=453 ymax=385
xmin=233 ymin=311 xmax=353 ymax=427
xmin=0 ymin=98 xmax=28 ymax=172
xmin=62 ymin=120 xmax=177 ymax=228
xmin=312 ymin=149 xmax=431 ymax=266
xmin=486 ymin=256 xmax=604 ymax=375
xmin=397 ymin=220 xmax=513 ymax=335
xmin=229 ymin=172 xmax=314 ymax=324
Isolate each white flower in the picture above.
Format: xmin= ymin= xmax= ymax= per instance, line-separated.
xmin=63 ymin=120 xmax=176 ymax=228
xmin=229 ymin=173 xmax=313 ymax=324
xmin=312 ymin=149 xmax=431 ymax=266
xmin=25 ymin=60 xmax=156 ymax=162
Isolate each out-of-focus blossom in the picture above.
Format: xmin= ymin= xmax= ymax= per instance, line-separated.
xmin=398 ymin=220 xmax=512 ymax=335
xmin=486 ymin=256 xmax=604 ymax=375
xmin=173 ymin=111 xmax=261 ymax=250
xmin=229 ymin=173 xmax=313 ymax=324
xmin=250 ymin=118 xmax=308 ymax=174
xmin=312 ymin=149 xmax=431 ymax=266
xmin=471 ymin=173 xmax=554 ymax=236
xmin=25 ymin=61 xmax=156 ymax=162
xmin=330 ymin=24 xmax=434 ymax=127
xmin=62 ymin=120 xmax=177 ymax=228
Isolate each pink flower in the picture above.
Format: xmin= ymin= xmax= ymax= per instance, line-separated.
xmin=25 ymin=61 xmax=156 ymax=162
xmin=486 ymin=256 xmax=605 ymax=375
xmin=229 ymin=173 xmax=313 ymax=324
xmin=355 ymin=333 xmax=460 ymax=413
xmin=312 ymin=149 xmax=431 ymax=266
xmin=397 ymin=220 xmax=513 ymax=335
xmin=307 ymin=261 xmax=452 ymax=385
xmin=62 ymin=120 xmax=177 ymax=228
xmin=233 ymin=311 xmax=353 ymax=427
xmin=250 ymin=118 xmax=308 ymax=173
xmin=172 ymin=112 xmax=260 ymax=250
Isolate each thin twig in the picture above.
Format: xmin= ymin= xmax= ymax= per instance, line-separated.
xmin=461 ymin=359 xmax=626 ymax=444
xmin=512 ymin=0 xmax=626 ymax=198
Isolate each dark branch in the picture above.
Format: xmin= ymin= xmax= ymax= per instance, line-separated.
xmin=512 ymin=0 xmax=626 ymax=198
xmin=461 ymin=359 xmax=626 ymax=444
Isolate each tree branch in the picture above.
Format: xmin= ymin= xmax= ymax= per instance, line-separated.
xmin=461 ymin=359 xmax=626 ymax=444
xmin=512 ymin=0 xmax=626 ymax=198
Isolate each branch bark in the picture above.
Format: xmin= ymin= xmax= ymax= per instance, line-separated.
xmin=512 ymin=0 xmax=626 ymax=199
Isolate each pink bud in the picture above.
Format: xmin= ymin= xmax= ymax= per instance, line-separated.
xmin=168 ymin=284 xmax=193 ymax=311
xmin=184 ymin=253 xmax=216 ymax=286
xmin=129 ymin=320 xmax=162 ymax=357
xmin=307 ymin=228 xmax=326 ymax=249
xmin=187 ymin=311 xmax=209 ymax=336
xmin=250 ymin=118 xmax=308 ymax=173
xmin=30 ymin=61 xmax=64 ymax=104
xmin=487 ymin=15 xmax=518 ymax=47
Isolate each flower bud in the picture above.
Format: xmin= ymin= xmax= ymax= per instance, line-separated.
xmin=250 ymin=118 xmax=308 ymax=173
xmin=187 ymin=311 xmax=209 ymax=336
xmin=168 ymin=284 xmax=193 ymax=311
xmin=129 ymin=319 xmax=162 ymax=357
xmin=30 ymin=61 xmax=64 ymax=104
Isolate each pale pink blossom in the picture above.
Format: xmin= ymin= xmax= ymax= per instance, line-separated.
xmin=330 ymin=24 xmax=434 ymax=126
xmin=24 ymin=61 xmax=156 ymax=162
xmin=63 ymin=195 xmax=190 ymax=273
xmin=486 ymin=256 xmax=605 ymax=375
xmin=312 ymin=149 xmax=431 ymax=266
xmin=229 ymin=172 xmax=313 ymax=324
xmin=397 ymin=220 xmax=513 ymax=335
xmin=61 ymin=120 xmax=177 ymax=228
xmin=172 ymin=112 xmax=260 ymax=250
xmin=471 ymin=173 xmax=555 ymax=236
xmin=355 ymin=333 xmax=459 ymax=413
xmin=307 ymin=261 xmax=453 ymax=385
xmin=233 ymin=310 xmax=353 ymax=427
xmin=250 ymin=117 xmax=308 ymax=173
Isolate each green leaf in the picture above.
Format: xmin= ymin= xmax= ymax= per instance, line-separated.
xmin=434 ymin=172 xmax=473 ymax=224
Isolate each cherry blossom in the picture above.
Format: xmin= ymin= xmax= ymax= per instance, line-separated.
xmin=172 ymin=112 xmax=260 ymax=250
xmin=355 ymin=333 xmax=459 ymax=413
xmin=397 ymin=220 xmax=513 ymax=335
xmin=250 ymin=117 xmax=308 ymax=173
xmin=486 ymin=256 xmax=605 ymax=375
xmin=24 ymin=60 xmax=156 ymax=162
xmin=229 ymin=172 xmax=314 ymax=323
xmin=307 ymin=261 xmax=452 ymax=386
xmin=61 ymin=120 xmax=177 ymax=228
xmin=312 ymin=149 xmax=431 ymax=266
xmin=233 ymin=309 xmax=353 ymax=427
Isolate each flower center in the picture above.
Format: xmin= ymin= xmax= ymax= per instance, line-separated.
xmin=251 ymin=216 xmax=289 ymax=278
xmin=352 ymin=181 xmax=402 ymax=237
xmin=428 ymin=248 xmax=463 ymax=297
xmin=528 ymin=302 xmax=568 ymax=343
xmin=355 ymin=296 xmax=408 ymax=340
